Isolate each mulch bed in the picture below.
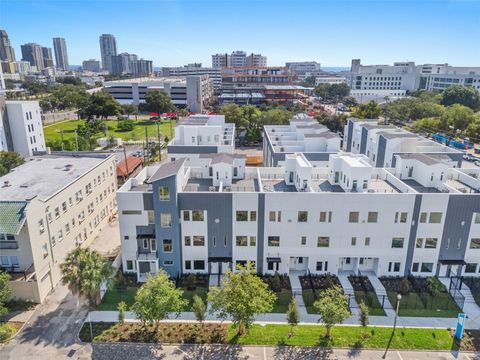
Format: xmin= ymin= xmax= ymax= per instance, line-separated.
xmin=348 ymin=276 xmax=375 ymax=292
xmin=80 ymin=322 xmax=228 ymax=344
xmin=450 ymin=329 xmax=480 ymax=352
xmin=260 ymin=274 xmax=291 ymax=291
xmin=300 ymin=274 xmax=341 ymax=291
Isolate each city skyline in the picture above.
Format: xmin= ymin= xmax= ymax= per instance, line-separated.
xmin=1 ymin=0 xmax=479 ymax=68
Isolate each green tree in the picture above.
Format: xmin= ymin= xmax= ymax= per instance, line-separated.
xmin=260 ymin=109 xmax=292 ymax=125
xmin=0 ymin=152 xmax=24 ymax=176
xmin=60 ymin=248 xmax=113 ymax=306
xmin=313 ymin=286 xmax=350 ymax=338
xmin=208 ymin=268 xmax=276 ymax=335
xmin=242 ymin=105 xmax=262 ymax=142
xmin=220 ymin=103 xmax=247 ymax=137
xmin=121 ymin=104 xmax=138 ymax=119
xmin=131 ymin=270 xmax=187 ymax=329
xmin=440 ymin=85 xmax=480 ymax=111
xmin=300 ymin=76 xmax=316 ymax=87
xmin=466 ymin=115 xmax=480 ymax=140
xmin=352 ymin=101 xmax=382 ymax=119
xmin=117 ymin=119 xmax=135 ymax=131
xmin=0 ymin=271 xmax=11 ymax=315
xmin=412 ymin=117 xmax=444 ymax=133
xmin=358 ymin=301 xmax=369 ymax=328
xmin=272 ymin=272 xmax=282 ymax=292
xmin=117 ymin=300 xmax=127 ymax=325
xmin=192 ymin=294 xmax=207 ymax=323
xmin=440 ymin=104 xmax=475 ymax=131
xmin=145 ymin=89 xmax=174 ymax=116
xmin=79 ymin=92 xmax=121 ymax=120
xmin=286 ymin=297 xmax=300 ymax=337
xmin=316 ymin=113 xmax=348 ymax=133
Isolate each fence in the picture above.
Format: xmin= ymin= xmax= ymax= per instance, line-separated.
xmin=99 ymin=253 xmax=122 ymax=300
xmin=449 ymin=276 xmax=466 ymax=310
xmin=348 ymin=292 xmax=388 ymax=310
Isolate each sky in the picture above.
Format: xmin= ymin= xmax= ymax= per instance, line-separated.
xmin=1 ymin=0 xmax=479 ymax=68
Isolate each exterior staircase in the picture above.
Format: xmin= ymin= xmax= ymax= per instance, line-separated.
xmin=366 ymin=273 xmax=393 ymax=309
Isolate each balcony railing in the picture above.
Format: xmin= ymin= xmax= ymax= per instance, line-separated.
xmin=0 ymin=241 xmax=19 ymax=249
xmin=136 ymin=247 xmax=158 ymax=260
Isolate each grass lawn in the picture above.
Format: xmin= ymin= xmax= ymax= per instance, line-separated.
xmin=353 ymin=291 xmax=386 ymax=316
xmin=302 ymin=289 xmax=319 ymax=314
xmin=181 ymin=286 xmax=209 ymax=311
xmin=80 ymin=322 xmax=480 ymax=351
xmin=44 ymin=118 xmax=176 ymax=144
xmin=386 ymin=291 xmax=460 ymax=318
xmin=98 ymin=287 xmax=138 ymax=310
xmin=271 ymin=289 xmax=293 ymax=313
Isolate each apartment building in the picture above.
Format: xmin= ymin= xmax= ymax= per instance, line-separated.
xmin=0 ymin=98 xmax=46 ymax=157
xmin=263 ymin=113 xmax=341 ymax=167
xmin=343 ymin=118 xmax=463 ymax=168
xmin=212 ymin=51 xmax=267 ymax=68
xmin=167 ymin=114 xmax=234 ymax=164
xmin=286 ymin=62 xmax=321 ymax=78
xmin=315 ymin=76 xmax=346 ymax=86
xmin=82 ymin=59 xmax=101 ymax=72
xmin=52 ymin=37 xmax=69 ymax=71
xmin=349 ymin=89 xmax=407 ymax=104
xmin=103 ymin=75 xmax=213 ymax=112
xmin=99 ymin=34 xmax=117 ymax=73
xmin=21 ymin=43 xmax=45 ymax=71
xmin=117 ymin=149 xmax=480 ymax=282
xmin=0 ymin=153 xmax=118 ymax=303
xmin=162 ymin=65 xmax=222 ymax=90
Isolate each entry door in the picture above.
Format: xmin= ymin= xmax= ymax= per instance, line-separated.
xmin=221 ymin=262 xmax=230 ymax=274
xmin=211 ymin=262 xmax=219 ymax=274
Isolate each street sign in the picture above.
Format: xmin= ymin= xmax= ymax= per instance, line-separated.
xmin=455 ymin=313 xmax=466 ymax=340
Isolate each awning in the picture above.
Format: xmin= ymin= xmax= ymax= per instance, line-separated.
xmin=266 ymin=257 xmax=281 ymax=263
xmin=208 ymin=257 xmax=232 ymax=263
xmin=136 ymin=234 xmax=155 ymax=239
xmin=438 ymin=259 xmax=467 ymax=265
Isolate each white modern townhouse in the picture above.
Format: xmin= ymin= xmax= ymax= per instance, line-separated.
xmin=166 ymin=114 xmax=235 ymax=165
xmin=0 ymin=153 xmax=117 ymax=303
xmin=117 ymin=148 xmax=480 ymax=283
xmin=343 ymin=118 xmax=463 ymax=168
xmin=263 ymin=113 xmax=341 ymax=167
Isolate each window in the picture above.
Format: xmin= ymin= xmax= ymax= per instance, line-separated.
xmin=429 ymin=212 xmax=442 ymax=223
xmin=388 ymin=262 xmax=400 ymax=272
xmin=416 ymin=238 xmax=423 ymax=248
xmin=147 ymin=211 xmax=155 ymax=224
xmin=192 ymin=211 xmax=204 ymax=221
xmin=122 ymin=210 xmax=142 ymax=215
xmin=420 ymin=262 xmax=433 ymax=273
xmin=38 ymin=219 xmax=45 ymax=234
xmin=184 ymin=236 xmax=191 ymax=246
xmin=269 ymin=211 xmax=276 ymax=222
xmin=475 ymin=213 xmax=480 ymax=224
xmin=164 ymin=260 xmax=173 ymax=266
xmin=351 ymin=237 xmax=357 ymax=246
xmin=160 ymin=213 xmax=172 ymax=228
xmin=391 ymin=237 xmax=404 ymax=248
xmin=65 ymin=223 xmax=70 ymax=234
xmin=159 ymin=186 xmax=170 ymax=201
xmin=62 ymin=202 xmax=67 ymax=212
xmin=249 ymin=236 xmax=256 ymax=246
xmin=163 ymin=239 xmax=172 ymax=252
xmin=58 ymin=229 xmax=63 ymax=241
xmin=412 ymin=262 xmax=419 ymax=272
xmin=317 ymin=236 xmax=330 ymax=247
xmin=425 ymin=238 xmax=438 ymax=249
xmin=298 ymin=211 xmax=308 ymax=222
xmin=193 ymin=260 xmax=205 ymax=270
xmin=193 ymin=236 xmax=205 ymax=246
xmin=395 ymin=212 xmax=407 ymax=223
xmin=143 ymin=239 xmax=149 ymax=249
xmin=236 ymin=236 xmax=248 ymax=246
xmin=54 ymin=207 xmax=60 ymax=218
xmin=268 ymin=236 xmax=280 ymax=247
xmin=301 ymin=236 xmax=306 ymax=245
xmin=465 ymin=263 xmax=477 ymax=273
xmin=236 ymin=211 xmax=248 ymax=221
xmin=349 ymin=212 xmax=359 ymax=223
xmin=316 ymin=261 xmax=323 ymax=271
xmin=419 ymin=212 xmax=427 ymax=223
xmin=470 ymin=238 xmax=480 ymax=249
xmin=183 ymin=211 xmax=190 ymax=221
xmin=126 ymin=260 xmax=133 ymax=270
xmin=250 ymin=211 xmax=256 ymax=221
xmin=185 ymin=261 xmax=191 ymax=270
xmin=367 ymin=212 xmax=378 ymax=223
xmin=365 ymin=237 xmax=370 ymax=246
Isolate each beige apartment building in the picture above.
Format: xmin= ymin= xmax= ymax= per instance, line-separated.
xmin=0 ymin=153 xmax=117 ymax=303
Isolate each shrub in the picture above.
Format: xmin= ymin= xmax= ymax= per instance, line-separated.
xmin=359 ymin=301 xmax=369 ymax=328
xmin=192 ymin=294 xmax=206 ymax=323
xmin=399 ymin=277 xmax=412 ymax=295
xmin=117 ymin=120 xmax=135 ymax=131
xmin=272 ymin=272 xmax=282 ymax=292
xmin=0 ymin=323 xmax=16 ymax=343
xmin=117 ymin=301 xmax=127 ymax=325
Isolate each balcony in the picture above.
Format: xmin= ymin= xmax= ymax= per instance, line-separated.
xmin=136 ymin=247 xmax=158 ymax=261
xmin=0 ymin=241 xmax=19 ymax=249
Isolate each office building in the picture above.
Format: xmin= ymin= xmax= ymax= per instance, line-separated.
xmin=167 ymin=114 xmax=234 ymax=164
xmin=343 ymin=118 xmax=463 ymax=168
xmin=0 ymin=98 xmax=47 ymax=157
xmin=117 ymin=142 xmax=480 ymax=281
xmin=111 ymin=52 xmax=138 ymax=75
xmin=0 ymin=153 xmax=117 ymax=303
xmin=286 ymin=62 xmax=321 ymax=77
xmin=131 ymin=59 xmax=153 ymax=77
xmin=52 ymin=37 xmax=69 ymax=71
xmin=162 ymin=65 xmax=222 ymax=90
xmin=82 ymin=59 xmax=101 ymax=72
xmin=246 ymin=53 xmax=267 ymax=67
xmin=263 ymin=113 xmax=341 ymax=167
xmin=21 ymin=43 xmax=44 ymax=70
xmin=0 ymin=29 xmax=16 ymax=62
xmin=212 ymin=53 xmax=230 ymax=68
xmin=212 ymin=51 xmax=267 ymax=68
xmin=103 ymin=75 xmax=213 ymax=111
xmin=99 ymin=34 xmax=117 ymax=73
xmin=315 ymin=76 xmax=346 ymax=86
xmin=41 ymin=47 xmax=54 ymax=68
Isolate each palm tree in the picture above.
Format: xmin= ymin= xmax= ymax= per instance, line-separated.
xmin=60 ymin=248 xmax=113 ymax=306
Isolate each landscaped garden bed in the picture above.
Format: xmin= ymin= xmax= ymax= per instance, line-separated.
xmin=0 ymin=322 xmax=23 ymax=343
xmin=462 ymin=277 xmax=480 ymax=306
xmin=380 ymin=276 xmax=460 ymax=317
xmin=79 ymin=321 xmax=480 ymax=351
xmin=348 ymin=276 xmax=386 ymax=316
xmin=299 ymin=274 xmax=341 ymax=314
xmin=260 ymin=273 xmax=292 ymax=313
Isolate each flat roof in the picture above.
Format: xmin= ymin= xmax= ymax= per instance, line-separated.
xmin=304 ymin=132 xmax=339 ymax=139
xmin=0 ymin=154 xmax=112 ymax=202
xmin=396 ymin=153 xmax=449 ymax=166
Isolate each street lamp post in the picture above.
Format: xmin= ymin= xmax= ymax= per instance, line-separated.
xmin=383 ymin=293 xmax=402 ymax=358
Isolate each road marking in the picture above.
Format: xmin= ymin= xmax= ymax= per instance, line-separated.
xmin=174 ymin=346 xmax=191 ymax=359
xmin=396 ymin=351 xmax=404 ymax=360
xmin=263 ymin=346 xmax=267 ymax=360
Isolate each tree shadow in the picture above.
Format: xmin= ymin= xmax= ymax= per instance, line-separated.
xmin=274 ymin=346 xmax=334 ymax=360
xmin=174 ymin=344 xmax=244 ymax=359
xmin=91 ymin=343 xmax=167 ymax=360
